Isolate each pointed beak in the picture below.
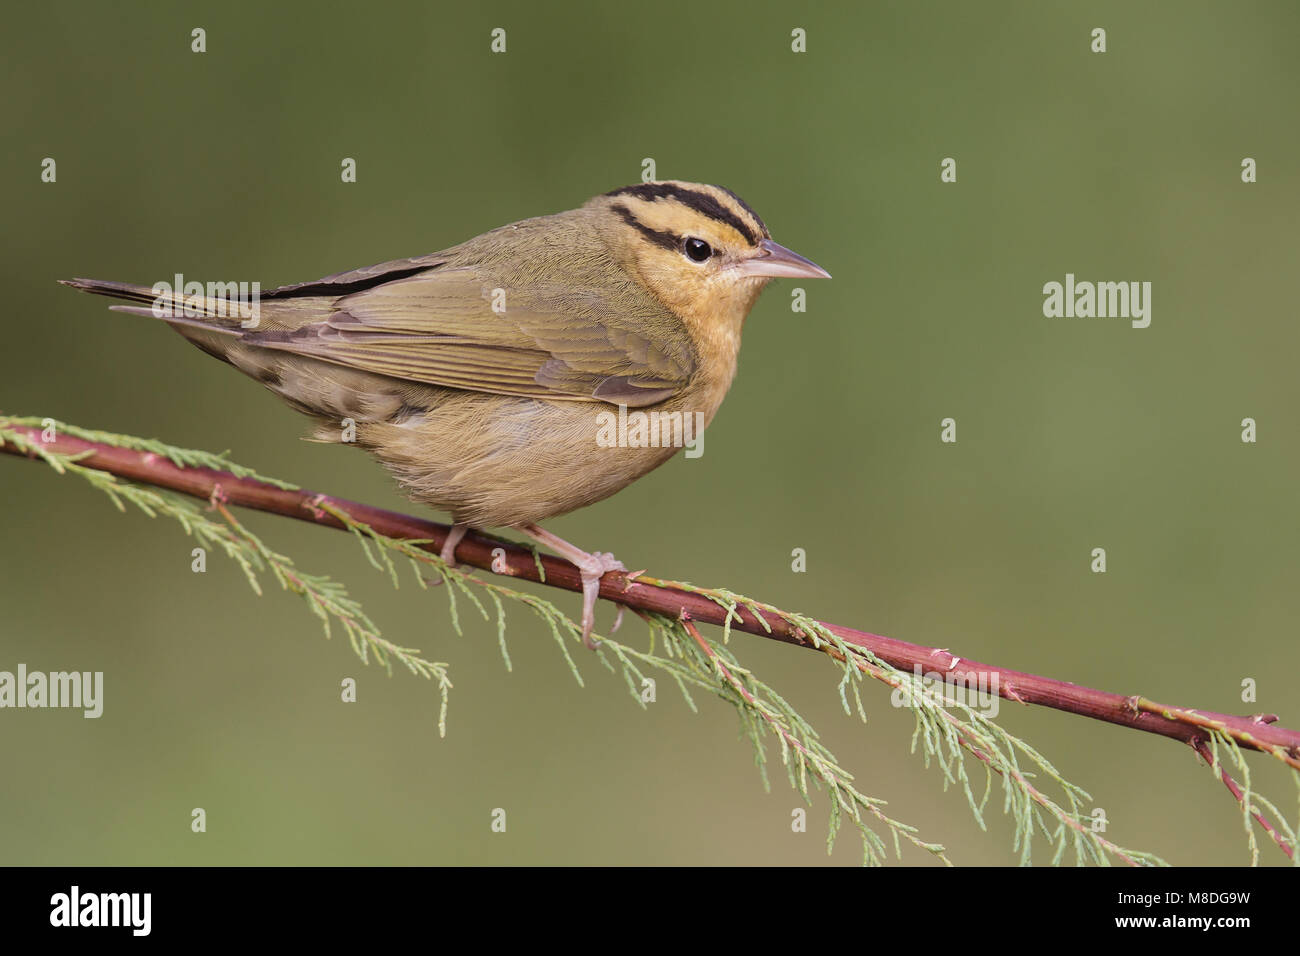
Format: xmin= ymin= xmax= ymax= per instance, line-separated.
xmin=733 ymin=238 xmax=831 ymax=280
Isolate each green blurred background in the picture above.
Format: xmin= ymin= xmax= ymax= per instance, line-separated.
xmin=2 ymin=0 xmax=1297 ymax=865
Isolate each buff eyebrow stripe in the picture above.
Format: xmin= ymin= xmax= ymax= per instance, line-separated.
xmin=606 ymin=183 xmax=762 ymax=245
xmin=609 ymin=202 xmax=680 ymax=251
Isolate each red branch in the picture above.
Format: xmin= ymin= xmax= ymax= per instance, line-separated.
xmin=5 ymin=423 xmax=1300 ymax=797
xmin=1191 ymin=739 xmax=1294 ymax=860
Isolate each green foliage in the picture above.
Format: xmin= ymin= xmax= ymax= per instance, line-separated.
xmin=0 ymin=416 xmax=452 ymax=730
xmin=1200 ymin=730 xmax=1300 ymax=866
xmin=0 ymin=414 xmax=1190 ymax=865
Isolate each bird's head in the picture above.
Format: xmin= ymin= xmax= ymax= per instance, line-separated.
xmin=589 ymin=181 xmax=830 ymax=331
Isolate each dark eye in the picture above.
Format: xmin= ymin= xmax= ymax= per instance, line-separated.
xmin=683 ymin=237 xmax=712 ymax=262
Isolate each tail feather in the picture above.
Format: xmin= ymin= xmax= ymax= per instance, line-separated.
xmin=106 ymin=304 xmax=243 ymax=336
xmin=61 ymin=277 xmax=427 ymax=429
xmin=59 ymin=277 xmax=159 ymax=306
xmin=60 ymin=276 xmax=258 ymax=330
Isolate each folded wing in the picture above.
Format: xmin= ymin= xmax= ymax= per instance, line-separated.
xmin=253 ymin=263 xmax=695 ymax=407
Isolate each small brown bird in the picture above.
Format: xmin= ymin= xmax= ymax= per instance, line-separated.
xmin=63 ymin=181 xmax=830 ymax=646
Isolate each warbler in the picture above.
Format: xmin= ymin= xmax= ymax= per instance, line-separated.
xmin=63 ymin=181 xmax=830 ymax=647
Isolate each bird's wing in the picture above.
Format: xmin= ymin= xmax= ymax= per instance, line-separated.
xmin=252 ymin=263 xmax=696 ymax=407
xmin=259 ymin=253 xmax=452 ymax=298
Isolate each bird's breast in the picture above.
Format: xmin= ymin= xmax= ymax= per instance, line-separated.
xmin=357 ymin=388 xmax=713 ymax=527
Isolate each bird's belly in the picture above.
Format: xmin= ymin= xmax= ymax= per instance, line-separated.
xmin=355 ymin=392 xmax=691 ymax=527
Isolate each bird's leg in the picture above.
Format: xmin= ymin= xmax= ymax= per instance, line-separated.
xmin=518 ymin=523 xmax=624 ymax=650
xmin=426 ymin=523 xmax=470 ymax=586
xmin=440 ymin=523 xmax=469 ymax=567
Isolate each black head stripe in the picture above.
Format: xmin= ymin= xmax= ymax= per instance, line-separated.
xmin=713 ymin=186 xmax=770 ymax=240
xmin=610 ymin=202 xmax=679 ymax=252
xmin=606 ymin=183 xmax=764 ymax=246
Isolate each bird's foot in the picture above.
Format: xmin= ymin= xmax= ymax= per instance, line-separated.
xmin=519 ymin=524 xmax=625 ymax=649
xmin=574 ymin=551 xmax=625 ymax=649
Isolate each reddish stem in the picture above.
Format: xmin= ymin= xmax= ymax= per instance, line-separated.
xmin=1191 ymin=738 xmax=1294 ymax=860
xmin=5 ymin=423 xmax=1300 ymax=777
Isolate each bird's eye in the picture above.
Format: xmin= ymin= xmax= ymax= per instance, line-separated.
xmin=682 ymin=237 xmax=712 ymax=263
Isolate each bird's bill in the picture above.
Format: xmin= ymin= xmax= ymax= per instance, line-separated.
xmin=732 ymin=238 xmax=831 ymax=279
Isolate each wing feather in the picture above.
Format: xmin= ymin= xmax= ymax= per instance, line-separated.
xmin=252 ymin=263 xmax=694 ymax=406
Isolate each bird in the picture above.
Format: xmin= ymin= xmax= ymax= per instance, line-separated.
xmin=62 ymin=181 xmax=830 ymax=648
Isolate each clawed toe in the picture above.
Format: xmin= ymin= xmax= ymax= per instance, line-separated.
xmin=517 ymin=524 xmax=629 ymax=651
xmin=575 ymin=552 xmax=624 ymax=650
xmin=589 ymin=552 xmax=626 ymax=575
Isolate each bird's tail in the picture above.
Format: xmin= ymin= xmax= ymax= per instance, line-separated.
xmin=59 ymin=277 xmax=252 ymax=335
